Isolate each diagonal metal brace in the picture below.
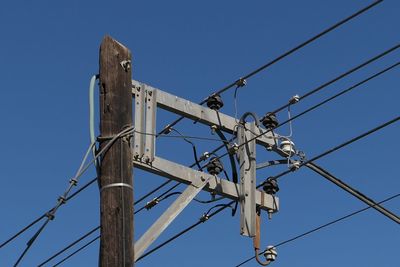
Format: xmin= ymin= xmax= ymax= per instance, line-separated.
xmin=133 ymin=176 xmax=211 ymax=261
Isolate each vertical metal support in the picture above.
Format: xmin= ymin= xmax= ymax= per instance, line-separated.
xmin=143 ymin=88 xmax=157 ymax=163
xmin=133 ymin=82 xmax=145 ymax=159
xmin=238 ymin=122 xmax=256 ymax=237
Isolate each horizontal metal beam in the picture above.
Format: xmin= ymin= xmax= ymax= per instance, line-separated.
xmin=133 ymin=156 xmax=279 ymax=211
xmin=132 ymin=80 xmax=276 ymax=149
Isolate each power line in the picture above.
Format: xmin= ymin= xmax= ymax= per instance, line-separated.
xmin=235 ymin=192 xmax=400 ymax=267
xmin=269 ymin=116 xmax=400 ymax=182
xmin=161 ymin=43 xmax=400 ymax=171
xmin=52 ymin=235 xmax=100 ymax=267
xmin=37 ymin=226 xmax=100 ymax=267
xmin=0 ymin=177 xmax=97 ymax=250
xmin=157 ymin=0 xmax=383 ymax=136
xmin=13 ymin=127 xmax=134 ymax=266
xmin=275 ymin=60 xmax=400 ymax=129
xmin=271 ymin=42 xmax=400 ymax=115
xmin=304 ymin=162 xmax=400 ymax=224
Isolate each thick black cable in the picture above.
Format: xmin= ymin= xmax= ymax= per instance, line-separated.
xmin=269 ymin=116 xmax=400 ymax=182
xmin=305 ymin=162 xmax=400 ymax=224
xmin=37 ymin=226 xmax=100 ymax=267
xmin=157 ymin=0 xmax=382 ymax=136
xmin=52 ymin=235 xmax=100 ymax=267
xmin=235 ymin=193 xmax=400 ymax=267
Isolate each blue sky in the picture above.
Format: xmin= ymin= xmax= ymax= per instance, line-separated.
xmin=0 ymin=1 xmax=399 ymax=266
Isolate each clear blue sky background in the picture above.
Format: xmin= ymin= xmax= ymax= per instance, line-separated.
xmin=0 ymin=1 xmax=399 ymax=266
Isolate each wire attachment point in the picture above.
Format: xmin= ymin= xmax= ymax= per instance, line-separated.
xmin=45 ymin=212 xmax=55 ymax=221
xmin=57 ymin=196 xmax=67 ymax=205
xmin=145 ymin=198 xmax=160 ymax=210
xmin=199 ymin=213 xmax=210 ymax=223
xmin=69 ymin=178 xmax=78 ymax=186
xmin=236 ymin=78 xmax=247 ymax=87
xmin=263 ymin=246 xmax=277 ymax=262
xmin=261 ymin=113 xmax=279 ymax=129
xmin=206 ymin=94 xmax=224 ymax=110
xmin=206 ymin=157 xmax=224 ymax=176
xmin=289 ymin=94 xmax=300 ymax=104
xmin=289 ymin=161 xmax=301 ymax=172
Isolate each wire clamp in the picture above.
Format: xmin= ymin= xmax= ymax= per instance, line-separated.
xmin=210 ymin=125 xmax=218 ymax=135
xmin=45 ymin=212 xmax=55 ymax=220
xmin=100 ymin=183 xmax=133 ymax=192
xmin=57 ymin=196 xmax=67 ymax=205
xmin=289 ymin=161 xmax=301 ymax=172
xmin=289 ymin=94 xmax=300 ymax=104
xmin=69 ymin=178 xmax=78 ymax=186
xmin=161 ymin=124 xmax=173 ymax=135
xmin=236 ymin=77 xmax=247 ymax=87
xmin=199 ymin=213 xmax=209 ymax=223
xmin=228 ymin=143 xmax=239 ymax=154
xmin=145 ymin=198 xmax=160 ymax=210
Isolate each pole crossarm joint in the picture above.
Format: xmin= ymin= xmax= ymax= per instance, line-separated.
xmin=132 ymin=80 xmax=277 ymax=149
xmin=133 ymin=156 xmax=279 ymax=211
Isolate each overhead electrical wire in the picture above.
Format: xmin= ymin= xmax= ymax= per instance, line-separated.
xmin=268 ymin=116 xmax=400 ymax=182
xmin=270 ymin=43 xmax=400 ymax=115
xmin=132 ymin=187 xmax=400 ymax=263
xmin=37 ymin=226 xmax=100 ymax=267
xmin=260 ymin=117 xmax=400 ymax=224
xmin=52 ymin=235 xmax=100 ymax=267
xmin=157 ymin=0 xmax=383 ymax=136
xmin=39 ymin=189 xmax=400 ymax=266
xmin=275 ymin=60 xmax=400 ymax=129
xmin=234 ymin=192 xmax=400 ymax=267
xmin=142 ymin=44 xmax=400 ymax=181
xmin=304 ymin=162 xmax=400 ymax=224
xmin=12 ymin=126 xmax=134 ymax=266
xmin=0 ymin=176 xmax=98 ymax=250
xmin=37 ymin=203 xmax=234 ymax=265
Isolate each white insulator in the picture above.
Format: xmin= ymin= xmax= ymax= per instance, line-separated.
xmin=264 ymin=246 xmax=277 ymax=261
xmin=280 ymin=140 xmax=295 ymax=156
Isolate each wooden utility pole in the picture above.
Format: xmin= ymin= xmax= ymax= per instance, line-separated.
xmin=99 ymin=36 xmax=134 ymax=267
